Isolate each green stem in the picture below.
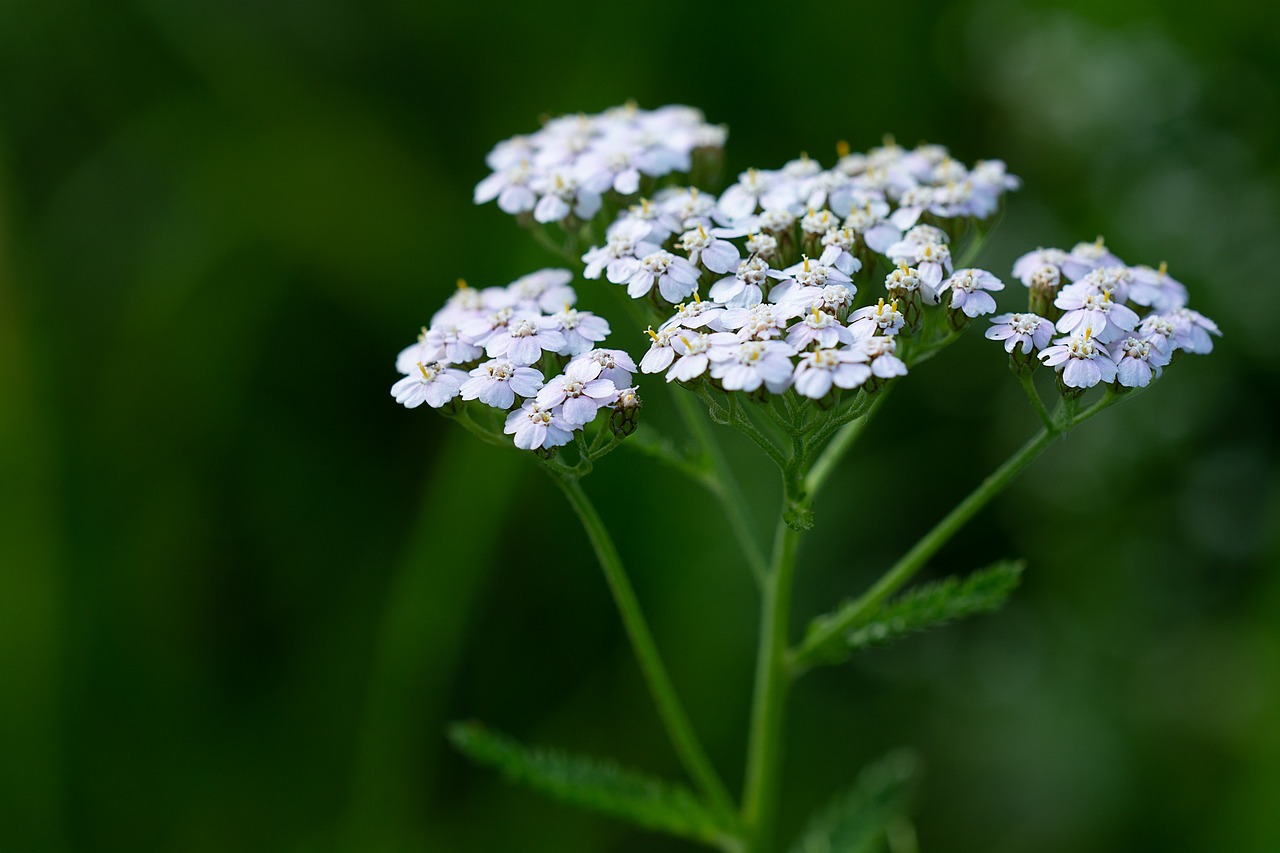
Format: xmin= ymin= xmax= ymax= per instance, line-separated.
xmin=792 ymin=424 xmax=1059 ymax=668
xmin=742 ymin=511 xmax=803 ymax=852
xmin=1018 ymin=372 xmax=1058 ymax=433
xmin=553 ymin=475 xmax=738 ymax=820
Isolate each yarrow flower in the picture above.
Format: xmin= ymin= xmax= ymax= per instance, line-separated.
xmin=475 ymin=103 xmax=725 ymax=225
xmin=985 ymin=313 xmax=1054 ymax=354
xmin=1038 ymin=328 xmax=1117 ymax=389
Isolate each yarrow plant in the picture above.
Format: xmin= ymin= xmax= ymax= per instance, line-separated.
xmin=392 ymin=103 xmax=1218 ymax=852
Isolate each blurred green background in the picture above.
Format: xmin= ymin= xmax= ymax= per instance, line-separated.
xmin=2 ymin=0 xmax=1278 ymax=850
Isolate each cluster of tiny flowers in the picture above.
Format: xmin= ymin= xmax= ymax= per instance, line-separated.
xmin=473 ymin=103 xmax=726 ymax=224
xmin=581 ymin=136 xmax=1018 ymax=310
xmin=989 ymin=238 xmax=1220 ymax=388
xmin=390 ymin=269 xmax=639 ymax=450
xmin=636 ymin=282 xmax=915 ymax=401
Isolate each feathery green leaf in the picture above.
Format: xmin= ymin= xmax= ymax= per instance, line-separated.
xmin=802 ymin=559 xmax=1025 ymax=666
xmin=788 ymin=750 xmax=920 ymax=853
xmin=448 ymin=721 xmax=742 ymax=846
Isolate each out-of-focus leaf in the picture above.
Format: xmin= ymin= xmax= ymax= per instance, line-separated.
xmin=788 ymin=750 xmax=920 ymax=853
xmin=448 ymin=721 xmax=741 ymax=846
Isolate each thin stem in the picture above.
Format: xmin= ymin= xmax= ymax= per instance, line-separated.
xmin=553 ymin=475 xmax=738 ymax=820
xmin=726 ymin=395 xmax=789 ymax=469
xmin=1018 ymin=372 xmax=1058 ymax=433
xmin=792 ymin=424 xmax=1059 ymax=668
xmin=742 ymin=511 xmax=803 ymax=853
xmin=672 ymin=391 xmax=770 ymax=586
xmin=805 ymin=389 xmax=892 ymax=499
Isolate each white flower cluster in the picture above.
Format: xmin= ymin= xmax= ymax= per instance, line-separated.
xmin=580 ymin=139 xmax=1017 ymax=311
xmin=991 ymin=239 xmax=1220 ymax=388
xmin=473 ymin=103 xmax=726 ymax=224
xmin=390 ymin=269 xmax=639 ymax=450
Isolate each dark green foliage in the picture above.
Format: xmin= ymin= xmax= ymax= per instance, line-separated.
xmin=448 ymin=722 xmax=741 ymax=846
xmin=788 ymin=750 xmax=920 ymax=853
xmin=804 ymin=560 xmax=1025 ymax=666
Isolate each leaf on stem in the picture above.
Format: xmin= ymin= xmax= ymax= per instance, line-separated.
xmin=787 ymin=750 xmax=920 ymax=853
xmin=802 ymin=560 xmax=1025 ymax=666
xmin=448 ymin=721 xmax=741 ymax=845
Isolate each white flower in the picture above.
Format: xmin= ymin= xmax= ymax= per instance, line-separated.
xmin=884 ymin=263 xmax=925 ymax=302
xmin=985 ymin=313 xmax=1054 ymax=354
xmin=755 ymin=207 xmax=797 ymax=234
xmin=473 ymin=161 xmax=537 ymax=214
xmin=776 ymin=282 xmax=855 ymax=316
xmin=720 ymin=302 xmax=799 ymax=342
xmin=548 ymin=306 xmax=611 ymax=355
xmin=792 ymin=348 xmax=872 ymax=399
xmin=659 ymin=186 xmax=718 ymax=231
xmin=536 ymin=360 xmax=619 ymax=425
xmin=569 ymin=348 xmax=637 ymax=388
xmin=504 ymin=401 xmax=575 ymax=450
xmin=1138 ymin=314 xmax=1178 ymax=352
xmin=532 ymin=169 xmax=602 ymax=224
xmin=744 ymin=232 xmax=779 ymax=260
xmin=460 ymin=359 xmax=545 ymax=409
xmin=420 ymin=322 xmax=484 ymax=366
xmin=1038 ymin=328 xmax=1118 ymax=388
xmin=710 ymin=255 xmax=769 ymax=308
xmin=507 ymin=268 xmax=576 ymax=313
xmin=1127 ymin=261 xmax=1188 ymax=312
xmin=841 ymin=197 xmax=900 ymax=253
xmin=677 ymin=224 xmax=741 ymax=274
xmin=818 ymin=228 xmax=864 ymax=276
xmin=940 ymin=268 xmax=1005 ymax=318
xmin=582 ymin=218 xmax=650 ymax=281
xmin=577 ymin=142 xmax=644 ymax=195
xmin=666 ymin=331 xmax=738 ymax=382
xmin=1167 ymin=308 xmax=1221 ymax=354
xmin=786 ymin=308 xmax=854 ymax=350
xmin=854 ymin=334 xmax=908 ymax=378
xmin=639 ymin=326 xmax=679 ymax=373
xmin=1054 ymin=281 xmax=1139 ymax=343
xmin=769 ymin=255 xmax=854 ymax=304
xmin=718 ymin=168 xmax=776 ymax=221
xmin=461 ymin=306 xmax=515 ymax=349
xmin=1110 ymin=336 xmax=1170 ymax=387
xmin=1060 ymin=237 xmax=1123 ymax=281
xmin=484 ymin=314 xmax=566 ymax=365
xmin=848 ymin=298 xmax=905 ymax=338
xmin=627 ymin=249 xmax=701 ymax=302
xmin=391 ymin=361 xmax=468 ymax=409
xmin=1012 ymin=247 xmax=1068 ymax=287
xmin=660 ymin=297 xmax=727 ymax=331
xmin=801 ymin=208 xmax=840 ymax=236
xmin=708 ymin=340 xmax=796 ymax=393
xmin=885 ymin=225 xmax=952 ymax=291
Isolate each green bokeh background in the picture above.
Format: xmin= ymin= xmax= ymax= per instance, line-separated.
xmin=2 ymin=0 xmax=1277 ymax=850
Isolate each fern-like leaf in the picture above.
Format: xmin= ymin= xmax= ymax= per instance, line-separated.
xmin=448 ymin=721 xmax=741 ymax=846
xmin=803 ymin=559 xmax=1025 ymax=666
xmin=789 ymin=750 xmax=920 ymax=853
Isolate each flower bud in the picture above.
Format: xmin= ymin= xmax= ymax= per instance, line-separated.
xmin=610 ymin=387 xmax=642 ymax=437
xmin=1028 ymin=265 xmax=1062 ymax=320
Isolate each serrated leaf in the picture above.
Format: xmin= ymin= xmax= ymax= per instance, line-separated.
xmin=804 ymin=560 xmax=1025 ymax=666
xmin=788 ymin=750 xmax=920 ymax=853
xmin=448 ymin=721 xmax=740 ymax=846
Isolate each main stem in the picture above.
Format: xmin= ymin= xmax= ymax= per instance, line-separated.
xmin=553 ymin=476 xmax=737 ymax=819
xmin=742 ymin=511 xmax=803 ymax=852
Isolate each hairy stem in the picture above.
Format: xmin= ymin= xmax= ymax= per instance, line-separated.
xmin=553 ymin=475 xmax=738 ymax=820
xmin=742 ymin=508 xmax=803 ymax=852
